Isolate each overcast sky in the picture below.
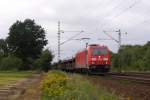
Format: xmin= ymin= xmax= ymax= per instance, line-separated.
xmin=0 ymin=0 xmax=150 ymax=62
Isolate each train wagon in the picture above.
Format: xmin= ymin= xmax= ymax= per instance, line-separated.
xmin=75 ymin=44 xmax=111 ymax=73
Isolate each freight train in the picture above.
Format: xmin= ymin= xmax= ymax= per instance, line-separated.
xmin=59 ymin=44 xmax=111 ymax=73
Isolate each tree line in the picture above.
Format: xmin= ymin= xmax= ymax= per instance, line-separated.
xmin=0 ymin=19 xmax=53 ymax=71
xmin=111 ymin=42 xmax=150 ymax=71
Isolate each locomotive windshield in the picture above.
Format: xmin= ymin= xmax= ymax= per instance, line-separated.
xmin=92 ymin=47 xmax=108 ymax=55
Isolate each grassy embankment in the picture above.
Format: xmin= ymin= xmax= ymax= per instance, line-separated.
xmin=41 ymin=70 xmax=120 ymax=100
xmin=0 ymin=71 xmax=35 ymax=87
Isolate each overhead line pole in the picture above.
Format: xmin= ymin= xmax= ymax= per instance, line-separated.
xmin=103 ymin=29 xmax=127 ymax=52
xmin=57 ymin=21 xmax=84 ymax=62
xmin=116 ymin=29 xmax=121 ymax=50
xmin=58 ymin=21 xmax=60 ymax=62
xmin=103 ymin=29 xmax=127 ymax=72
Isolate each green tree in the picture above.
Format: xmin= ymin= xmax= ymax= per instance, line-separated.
xmin=0 ymin=39 xmax=8 ymax=56
xmin=111 ymin=42 xmax=150 ymax=71
xmin=111 ymin=54 xmax=119 ymax=70
xmin=6 ymin=19 xmax=47 ymax=69
xmin=33 ymin=49 xmax=53 ymax=71
xmin=144 ymin=46 xmax=150 ymax=70
xmin=0 ymin=55 xmax=23 ymax=70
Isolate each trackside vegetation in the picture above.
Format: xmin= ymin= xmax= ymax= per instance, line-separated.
xmin=41 ymin=70 xmax=119 ymax=100
xmin=0 ymin=19 xmax=53 ymax=71
xmin=111 ymin=42 xmax=150 ymax=71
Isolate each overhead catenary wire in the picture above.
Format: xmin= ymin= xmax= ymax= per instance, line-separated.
xmin=60 ymin=30 xmax=84 ymax=46
xmin=94 ymin=0 xmax=142 ymax=33
xmin=112 ymin=0 xmax=141 ymax=20
xmin=94 ymin=0 xmax=126 ymax=31
xmin=57 ymin=21 xmax=84 ymax=61
xmin=89 ymin=0 xmax=141 ymax=50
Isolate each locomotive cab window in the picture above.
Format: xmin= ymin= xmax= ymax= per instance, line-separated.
xmin=92 ymin=47 xmax=108 ymax=55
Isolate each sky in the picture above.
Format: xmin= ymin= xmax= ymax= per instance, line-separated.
xmin=0 ymin=0 xmax=150 ymax=62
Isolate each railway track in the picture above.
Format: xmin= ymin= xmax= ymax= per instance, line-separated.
xmin=85 ymin=72 xmax=150 ymax=100
xmin=107 ymin=72 xmax=150 ymax=85
xmin=68 ymin=70 xmax=150 ymax=85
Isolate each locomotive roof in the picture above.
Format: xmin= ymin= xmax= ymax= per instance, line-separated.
xmin=89 ymin=44 xmax=107 ymax=47
xmin=76 ymin=44 xmax=108 ymax=54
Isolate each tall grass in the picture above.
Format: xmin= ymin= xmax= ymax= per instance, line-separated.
xmin=41 ymin=70 xmax=119 ymax=100
xmin=0 ymin=71 xmax=35 ymax=87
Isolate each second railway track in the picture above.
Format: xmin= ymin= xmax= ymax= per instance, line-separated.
xmin=107 ymin=72 xmax=150 ymax=85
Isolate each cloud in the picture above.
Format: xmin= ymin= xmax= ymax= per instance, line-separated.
xmin=0 ymin=0 xmax=149 ymax=62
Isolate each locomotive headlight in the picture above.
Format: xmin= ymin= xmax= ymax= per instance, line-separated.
xmin=103 ymin=58 xmax=108 ymax=61
xmin=91 ymin=58 xmax=96 ymax=61
xmin=92 ymin=62 xmax=96 ymax=64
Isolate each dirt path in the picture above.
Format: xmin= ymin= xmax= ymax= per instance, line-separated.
xmin=0 ymin=74 xmax=42 ymax=100
xmin=15 ymin=74 xmax=44 ymax=100
xmin=86 ymin=75 xmax=150 ymax=100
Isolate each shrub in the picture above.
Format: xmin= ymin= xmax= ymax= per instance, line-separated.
xmin=0 ymin=56 xmax=23 ymax=70
xmin=33 ymin=49 xmax=53 ymax=71
xmin=111 ymin=42 xmax=150 ymax=71
xmin=33 ymin=58 xmax=43 ymax=70
xmin=0 ymin=52 xmax=4 ymax=62
xmin=41 ymin=71 xmax=119 ymax=100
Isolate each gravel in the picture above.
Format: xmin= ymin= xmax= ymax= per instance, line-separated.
xmin=86 ymin=75 xmax=150 ymax=100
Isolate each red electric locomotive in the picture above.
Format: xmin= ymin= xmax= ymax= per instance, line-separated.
xmin=75 ymin=44 xmax=110 ymax=72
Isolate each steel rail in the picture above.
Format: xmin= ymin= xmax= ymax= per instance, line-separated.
xmin=108 ymin=72 xmax=150 ymax=85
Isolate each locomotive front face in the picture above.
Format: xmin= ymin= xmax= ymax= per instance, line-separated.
xmin=90 ymin=47 xmax=110 ymax=64
xmin=89 ymin=46 xmax=111 ymax=72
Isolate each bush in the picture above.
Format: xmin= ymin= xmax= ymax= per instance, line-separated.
xmin=33 ymin=58 xmax=43 ymax=70
xmin=41 ymin=71 xmax=119 ymax=100
xmin=0 ymin=52 xmax=4 ymax=62
xmin=33 ymin=49 xmax=53 ymax=71
xmin=111 ymin=42 xmax=150 ymax=71
xmin=0 ymin=56 xmax=23 ymax=70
